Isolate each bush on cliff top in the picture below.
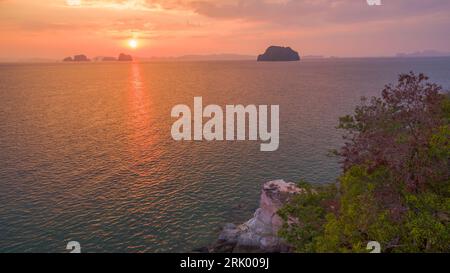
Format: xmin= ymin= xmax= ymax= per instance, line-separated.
xmin=279 ymin=72 xmax=450 ymax=252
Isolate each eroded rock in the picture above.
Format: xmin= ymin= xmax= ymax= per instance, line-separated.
xmin=210 ymin=179 xmax=302 ymax=253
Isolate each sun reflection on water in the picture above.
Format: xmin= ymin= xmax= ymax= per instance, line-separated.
xmin=126 ymin=62 xmax=157 ymax=178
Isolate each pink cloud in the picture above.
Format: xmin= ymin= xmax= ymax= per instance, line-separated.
xmin=0 ymin=0 xmax=449 ymax=58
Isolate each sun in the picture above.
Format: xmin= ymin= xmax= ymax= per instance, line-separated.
xmin=128 ymin=39 xmax=138 ymax=49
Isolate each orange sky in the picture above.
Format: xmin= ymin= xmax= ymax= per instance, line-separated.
xmin=0 ymin=0 xmax=449 ymax=60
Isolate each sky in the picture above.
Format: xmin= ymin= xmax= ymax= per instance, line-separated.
xmin=0 ymin=0 xmax=449 ymax=59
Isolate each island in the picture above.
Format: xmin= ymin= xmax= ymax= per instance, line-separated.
xmin=257 ymin=46 xmax=300 ymax=62
xmin=62 ymin=54 xmax=90 ymax=62
xmin=63 ymin=54 xmax=133 ymax=62
xmin=118 ymin=53 xmax=133 ymax=61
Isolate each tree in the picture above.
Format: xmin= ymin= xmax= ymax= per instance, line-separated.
xmin=338 ymin=72 xmax=447 ymax=193
xmin=279 ymin=72 xmax=450 ymax=252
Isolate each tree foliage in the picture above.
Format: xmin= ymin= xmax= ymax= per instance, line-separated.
xmin=279 ymin=72 xmax=450 ymax=252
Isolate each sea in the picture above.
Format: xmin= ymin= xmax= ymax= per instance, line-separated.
xmin=0 ymin=57 xmax=449 ymax=252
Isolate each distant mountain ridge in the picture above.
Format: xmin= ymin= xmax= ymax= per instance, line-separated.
xmin=396 ymin=50 xmax=450 ymax=58
xmin=137 ymin=54 xmax=255 ymax=62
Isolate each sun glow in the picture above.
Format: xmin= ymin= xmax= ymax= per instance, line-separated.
xmin=128 ymin=39 xmax=138 ymax=49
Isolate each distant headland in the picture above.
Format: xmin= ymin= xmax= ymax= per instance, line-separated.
xmin=395 ymin=50 xmax=450 ymax=58
xmin=257 ymin=46 xmax=300 ymax=62
xmin=63 ymin=53 xmax=133 ymax=62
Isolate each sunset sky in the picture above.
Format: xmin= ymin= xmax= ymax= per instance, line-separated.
xmin=1 ymin=0 xmax=449 ymax=60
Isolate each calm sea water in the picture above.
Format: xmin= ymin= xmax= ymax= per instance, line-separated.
xmin=1 ymin=58 xmax=449 ymax=252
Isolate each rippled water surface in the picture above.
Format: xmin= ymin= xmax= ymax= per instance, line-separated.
xmin=1 ymin=58 xmax=449 ymax=252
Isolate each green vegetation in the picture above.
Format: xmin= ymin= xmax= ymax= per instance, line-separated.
xmin=278 ymin=73 xmax=450 ymax=252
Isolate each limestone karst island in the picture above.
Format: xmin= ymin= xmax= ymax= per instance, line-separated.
xmin=257 ymin=46 xmax=301 ymax=62
xmin=63 ymin=53 xmax=133 ymax=62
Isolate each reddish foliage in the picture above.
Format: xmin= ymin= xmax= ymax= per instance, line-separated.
xmin=338 ymin=72 xmax=448 ymax=194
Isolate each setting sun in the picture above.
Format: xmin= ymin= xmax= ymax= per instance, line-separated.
xmin=128 ymin=39 xmax=138 ymax=49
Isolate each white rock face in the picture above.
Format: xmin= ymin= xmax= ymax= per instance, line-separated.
xmin=211 ymin=180 xmax=302 ymax=253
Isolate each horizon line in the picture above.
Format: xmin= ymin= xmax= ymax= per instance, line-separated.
xmin=2 ymin=53 xmax=450 ymax=63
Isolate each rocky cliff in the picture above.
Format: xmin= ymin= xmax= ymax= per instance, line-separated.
xmin=210 ymin=180 xmax=302 ymax=253
xmin=257 ymin=46 xmax=300 ymax=62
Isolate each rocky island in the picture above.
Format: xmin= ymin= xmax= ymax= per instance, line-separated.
xmin=63 ymin=53 xmax=133 ymax=62
xmin=118 ymin=53 xmax=133 ymax=61
xmin=209 ymin=180 xmax=302 ymax=253
xmin=63 ymin=54 xmax=90 ymax=62
xmin=257 ymin=46 xmax=300 ymax=62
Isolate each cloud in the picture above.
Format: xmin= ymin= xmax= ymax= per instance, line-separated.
xmin=64 ymin=0 xmax=186 ymax=12
xmin=184 ymin=0 xmax=450 ymax=25
xmin=1 ymin=0 xmax=449 ymax=58
xmin=58 ymin=0 xmax=450 ymax=30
